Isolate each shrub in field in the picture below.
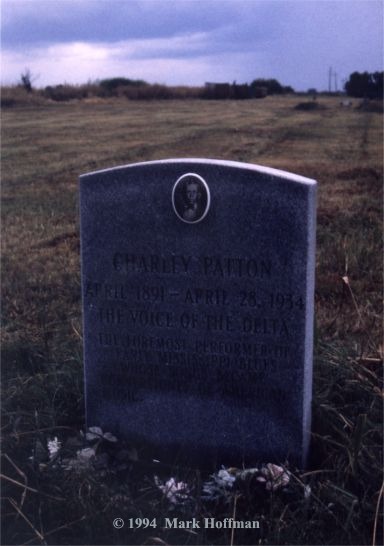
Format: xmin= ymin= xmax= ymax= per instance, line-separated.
xmin=165 ymin=85 xmax=205 ymax=99
xmin=43 ymin=84 xmax=89 ymax=102
xmin=1 ymin=86 xmax=46 ymax=107
xmin=120 ymin=84 xmax=204 ymax=100
xmin=250 ymin=78 xmax=294 ymax=95
xmin=99 ymin=77 xmax=148 ymax=97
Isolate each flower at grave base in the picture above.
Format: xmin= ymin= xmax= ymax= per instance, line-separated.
xmin=257 ymin=463 xmax=290 ymax=491
xmin=77 ymin=447 xmax=96 ymax=461
xmin=63 ymin=446 xmax=97 ymax=471
xmin=85 ymin=426 xmax=117 ymax=443
xmin=201 ymin=467 xmax=237 ymax=501
xmin=155 ymin=476 xmax=191 ymax=505
xmin=215 ymin=468 xmax=237 ymax=488
xmin=47 ymin=437 xmax=61 ymax=460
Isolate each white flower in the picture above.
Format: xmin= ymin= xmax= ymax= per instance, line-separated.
xmin=257 ymin=463 xmax=290 ymax=491
xmin=155 ymin=476 xmax=190 ymax=505
xmin=47 ymin=437 xmax=61 ymax=460
xmin=77 ymin=447 xmax=96 ymax=461
xmin=215 ymin=468 xmax=236 ymax=488
xmin=304 ymin=484 xmax=311 ymax=500
xmin=201 ymin=467 xmax=236 ymax=500
xmin=63 ymin=447 xmax=96 ymax=471
xmin=85 ymin=427 xmax=117 ymax=443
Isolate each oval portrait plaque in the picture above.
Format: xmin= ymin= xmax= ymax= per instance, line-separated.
xmin=172 ymin=173 xmax=211 ymax=224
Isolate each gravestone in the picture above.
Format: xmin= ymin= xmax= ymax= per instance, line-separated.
xmin=80 ymin=159 xmax=317 ymax=468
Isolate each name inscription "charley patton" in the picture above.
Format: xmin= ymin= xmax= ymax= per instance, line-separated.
xmin=112 ymin=253 xmax=273 ymax=277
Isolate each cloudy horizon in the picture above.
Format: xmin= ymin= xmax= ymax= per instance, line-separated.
xmin=1 ymin=0 xmax=383 ymax=92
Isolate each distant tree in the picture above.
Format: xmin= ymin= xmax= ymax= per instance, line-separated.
xmin=371 ymin=71 xmax=383 ymax=98
xmin=252 ymin=86 xmax=268 ymax=99
xmin=99 ymin=77 xmax=148 ymax=96
xmin=20 ymin=68 xmax=37 ymax=93
xmin=44 ymin=84 xmax=88 ymax=102
xmin=344 ymin=71 xmax=383 ymax=99
xmin=231 ymin=83 xmax=251 ymax=99
xmin=250 ymin=78 xmax=294 ymax=95
xmin=203 ymin=82 xmax=231 ymax=100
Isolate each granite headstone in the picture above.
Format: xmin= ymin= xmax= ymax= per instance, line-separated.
xmin=80 ymin=159 xmax=317 ymax=468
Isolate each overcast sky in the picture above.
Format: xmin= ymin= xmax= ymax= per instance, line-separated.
xmin=1 ymin=0 xmax=383 ymax=91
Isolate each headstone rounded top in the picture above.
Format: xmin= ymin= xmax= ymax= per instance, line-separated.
xmin=80 ymin=158 xmax=317 ymax=187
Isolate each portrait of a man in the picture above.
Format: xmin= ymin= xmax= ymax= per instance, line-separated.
xmin=172 ymin=173 xmax=210 ymax=224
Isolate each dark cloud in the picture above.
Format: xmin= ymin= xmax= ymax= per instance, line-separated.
xmin=1 ymin=0 xmax=245 ymax=47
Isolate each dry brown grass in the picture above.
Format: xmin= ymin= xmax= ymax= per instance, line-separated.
xmin=1 ymin=96 xmax=382 ymax=545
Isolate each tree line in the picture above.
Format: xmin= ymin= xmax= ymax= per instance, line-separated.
xmin=14 ymin=72 xmax=295 ymax=102
xmin=10 ymin=70 xmax=384 ymax=103
xmin=38 ymin=77 xmax=295 ymax=102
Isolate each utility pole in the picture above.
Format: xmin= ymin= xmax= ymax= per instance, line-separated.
xmin=328 ymin=67 xmax=339 ymax=92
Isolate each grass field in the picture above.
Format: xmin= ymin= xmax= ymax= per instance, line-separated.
xmin=1 ymin=95 xmax=383 ymax=545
